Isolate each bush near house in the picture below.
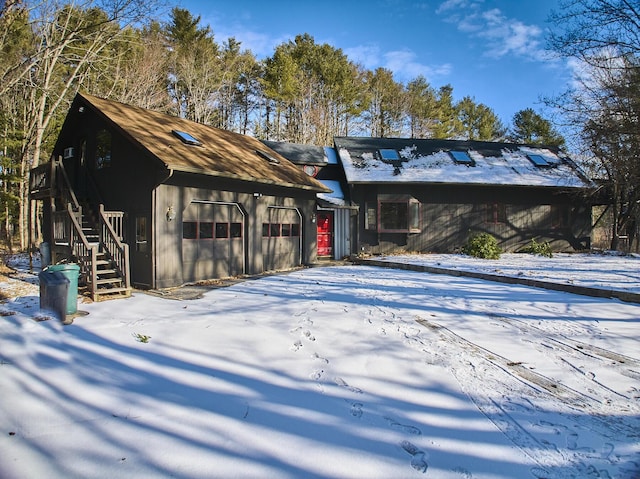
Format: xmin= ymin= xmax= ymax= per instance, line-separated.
xmin=519 ymin=238 xmax=553 ymax=258
xmin=462 ymin=232 xmax=502 ymax=259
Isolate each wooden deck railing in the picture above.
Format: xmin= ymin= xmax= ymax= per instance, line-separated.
xmin=29 ymin=163 xmax=53 ymax=198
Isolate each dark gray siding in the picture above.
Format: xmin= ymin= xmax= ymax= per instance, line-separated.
xmin=153 ymin=178 xmax=317 ymax=289
xmin=353 ymin=183 xmax=591 ymax=254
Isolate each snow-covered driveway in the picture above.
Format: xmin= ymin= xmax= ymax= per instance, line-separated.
xmin=1 ymin=262 xmax=639 ymax=478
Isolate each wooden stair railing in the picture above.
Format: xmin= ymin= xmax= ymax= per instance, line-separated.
xmin=98 ymin=205 xmax=131 ymax=295
xmin=66 ymin=203 xmax=99 ymax=292
xmin=48 ymin=159 xmax=131 ymax=301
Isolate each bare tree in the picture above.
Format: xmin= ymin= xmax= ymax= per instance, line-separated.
xmin=1 ymin=0 xmax=161 ymax=249
xmin=547 ymin=0 xmax=640 ymax=251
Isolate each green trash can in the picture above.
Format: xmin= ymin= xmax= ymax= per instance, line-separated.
xmin=46 ymin=263 xmax=80 ymax=315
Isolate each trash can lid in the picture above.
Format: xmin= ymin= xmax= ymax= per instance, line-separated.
xmin=47 ymin=263 xmax=80 ymax=272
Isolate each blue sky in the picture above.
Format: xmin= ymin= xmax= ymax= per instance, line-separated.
xmin=173 ymin=0 xmax=570 ymax=126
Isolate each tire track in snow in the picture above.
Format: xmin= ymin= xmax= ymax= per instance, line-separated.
xmin=415 ymin=317 xmax=594 ymax=405
xmin=412 ymin=316 xmax=637 ymax=478
xmin=485 ymin=314 xmax=640 ymax=411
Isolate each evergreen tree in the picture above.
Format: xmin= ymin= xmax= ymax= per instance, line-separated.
xmin=166 ymin=7 xmax=221 ymax=123
xmin=431 ymin=85 xmax=459 ymax=139
xmin=404 ymin=76 xmax=438 ymax=138
xmin=456 ymin=97 xmax=505 ymax=141
xmin=509 ymin=108 xmax=565 ymax=146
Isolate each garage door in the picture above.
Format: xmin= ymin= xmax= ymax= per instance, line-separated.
xmin=262 ymin=207 xmax=301 ymax=272
xmin=182 ymin=202 xmax=244 ymax=283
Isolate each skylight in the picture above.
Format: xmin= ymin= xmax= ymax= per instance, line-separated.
xmin=256 ymin=149 xmax=280 ymax=164
xmin=527 ymin=154 xmax=550 ymax=167
xmin=172 ymin=130 xmax=202 ymax=146
xmin=379 ymin=149 xmax=400 ymax=161
xmin=449 ymin=150 xmax=473 ymax=164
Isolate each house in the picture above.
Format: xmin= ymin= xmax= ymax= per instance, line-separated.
xmin=333 ymin=137 xmax=594 ymax=255
xmin=29 ymin=93 xmax=329 ymax=298
xmin=261 ymin=140 xmax=357 ymax=260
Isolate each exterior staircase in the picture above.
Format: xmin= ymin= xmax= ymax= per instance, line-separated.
xmin=78 ymin=208 xmax=131 ymax=300
xmin=29 ymin=158 xmax=132 ymax=301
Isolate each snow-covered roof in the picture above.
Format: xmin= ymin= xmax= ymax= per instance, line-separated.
xmin=317 ymin=179 xmax=346 ymax=206
xmin=334 ymin=137 xmax=592 ymax=189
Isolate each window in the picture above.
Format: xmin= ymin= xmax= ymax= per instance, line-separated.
xmin=136 ymin=216 xmax=148 ymax=252
xmin=215 ymin=222 xmax=229 ymax=239
xmin=551 ymin=205 xmax=570 ymax=228
xmin=365 ymin=203 xmax=377 ymax=230
xmin=183 ymin=221 xmax=197 ymax=239
xmin=172 ymin=130 xmax=202 ymax=146
xmin=378 ymin=198 xmax=420 ymax=233
xmin=449 ymin=150 xmax=473 ymax=165
xmin=199 ymin=222 xmax=213 ymax=239
xmin=256 ymin=149 xmax=280 ymax=164
xmin=379 ymin=149 xmax=400 ymax=161
xmin=95 ymin=129 xmax=112 ymax=168
xmin=486 ymin=203 xmax=507 ymax=224
xmin=230 ymin=223 xmax=242 ymax=238
xmin=527 ymin=154 xmax=549 ymax=167
xmin=184 ymin=220 xmax=242 ymax=239
xmin=262 ymin=223 xmax=300 ymax=237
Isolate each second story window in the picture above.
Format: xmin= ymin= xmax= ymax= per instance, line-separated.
xmin=95 ymin=129 xmax=112 ymax=169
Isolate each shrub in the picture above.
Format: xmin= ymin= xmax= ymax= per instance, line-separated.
xmin=520 ymin=238 xmax=553 ymax=258
xmin=462 ymin=232 xmax=501 ymax=259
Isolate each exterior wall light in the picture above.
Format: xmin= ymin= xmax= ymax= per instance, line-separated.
xmin=166 ymin=205 xmax=176 ymax=222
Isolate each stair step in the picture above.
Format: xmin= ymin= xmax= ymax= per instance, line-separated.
xmin=92 ymin=287 xmax=132 ymax=301
xmin=97 ymin=268 xmax=117 ymax=275
xmin=95 ymin=277 xmax=123 ymax=286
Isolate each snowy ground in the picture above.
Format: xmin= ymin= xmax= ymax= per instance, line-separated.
xmin=373 ymin=252 xmax=640 ymax=295
xmin=0 ymin=253 xmax=639 ymax=479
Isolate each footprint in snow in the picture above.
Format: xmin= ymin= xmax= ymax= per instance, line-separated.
xmin=311 ymin=352 xmax=329 ymax=364
xmin=350 ymin=402 xmax=363 ymax=418
xmin=566 ymin=432 xmax=594 ymax=453
xmin=600 ymin=442 xmax=614 ymax=460
xmin=303 ymin=330 xmax=315 ymax=341
xmin=452 ymin=466 xmax=473 ymax=478
xmin=310 ymin=369 xmax=324 ymax=380
xmin=290 ymin=340 xmax=302 ymax=352
xmin=334 ymin=377 xmax=362 ymax=394
xmin=400 ymin=440 xmax=428 ymax=473
xmin=386 ymin=416 xmax=422 ymax=435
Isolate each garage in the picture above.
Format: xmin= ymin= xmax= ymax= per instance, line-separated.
xmin=182 ymin=201 xmax=245 ymax=282
xmin=262 ymin=206 xmax=302 ymax=272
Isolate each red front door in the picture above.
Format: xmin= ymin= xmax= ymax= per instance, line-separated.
xmin=317 ymin=211 xmax=333 ymax=258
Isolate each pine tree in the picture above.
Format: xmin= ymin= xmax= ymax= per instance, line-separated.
xmin=509 ymin=108 xmax=564 ymax=146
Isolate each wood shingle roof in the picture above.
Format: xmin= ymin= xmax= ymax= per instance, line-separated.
xmin=78 ymin=93 xmax=330 ymax=193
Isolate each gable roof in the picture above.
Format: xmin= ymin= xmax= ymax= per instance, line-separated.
xmin=76 ymin=93 xmax=329 ymax=193
xmin=261 ymin=140 xmax=338 ymax=166
xmin=260 ymin=140 xmax=348 ymax=206
xmin=334 ymin=137 xmax=593 ymax=189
